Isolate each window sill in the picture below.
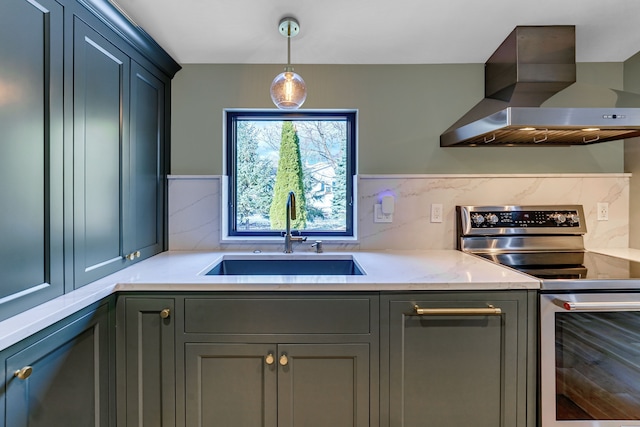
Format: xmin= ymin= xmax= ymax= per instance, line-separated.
xmin=220 ymin=235 xmax=359 ymax=245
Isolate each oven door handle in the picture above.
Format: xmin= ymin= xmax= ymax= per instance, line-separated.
xmin=554 ymin=298 xmax=640 ymax=311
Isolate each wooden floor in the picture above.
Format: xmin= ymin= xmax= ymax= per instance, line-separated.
xmin=556 ymin=394 xmax=594 ymax=420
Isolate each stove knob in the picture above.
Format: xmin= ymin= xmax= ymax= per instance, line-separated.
xmin=485 ymin=214 xmax=499 ymax=224
xmin=549 ymin=213 xmax=566 ymax=224
xmin=471 ymin=213 xmax=485 ymax=225
xmin=567 ymin=213 xmax=580 ymax=224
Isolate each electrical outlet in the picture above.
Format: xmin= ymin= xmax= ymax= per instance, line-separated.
xmin=431 ymin=203 xmax=443 ymax=223
xmin=597 ymin=202 xmax=609 ymax=221
xmin=374 ymin=203 xmax=393 ymax=223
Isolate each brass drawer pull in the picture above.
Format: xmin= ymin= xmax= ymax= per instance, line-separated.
xmin=160 ymin=308 xmax=171 ymax=319
xmin=279 ymin=353 xmax=289 ymax=366
xmin=413 ymin=304 xmax=502 ymax=316
xmin=14 ymin=366 xmax=33 ymax=380
xmin=265 ymin=353 xmax=275 ymax=365
xmin=583 ymin=134 xmax=600 ymax=144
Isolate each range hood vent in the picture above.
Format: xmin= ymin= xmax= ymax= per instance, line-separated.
xmin=440 ymin=26 xmax=640 ymax=147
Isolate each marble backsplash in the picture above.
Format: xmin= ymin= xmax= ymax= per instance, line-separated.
xmin=168 ymin=174 xmax=630 ymax=251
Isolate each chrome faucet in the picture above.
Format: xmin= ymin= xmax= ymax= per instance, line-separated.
xmin=283 ymin=191 xmax=307 ymax=253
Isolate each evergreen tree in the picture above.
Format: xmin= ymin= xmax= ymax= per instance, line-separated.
xmin=331 ymin=147 xmax=347 ymax=219
xmin=236 ymin=121 xmax=272 ymax=228
xmin=269 ymin=121 xmax=307 ymax=230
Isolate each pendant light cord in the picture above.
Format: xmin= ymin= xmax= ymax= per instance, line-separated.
xmin=287 ymin=22 xmax=291 ymax=66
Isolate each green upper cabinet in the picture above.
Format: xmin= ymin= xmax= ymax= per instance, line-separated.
xmin=0 ymin=0 xmax=65 ymax=322
xmin=0 ymin=0 xmax=179 ymax=313
xmin=71 ymin=18 xmax=170 ymax=288
xmin=127 ymin=62 xmax=166 ymax=259
xmin=72 ymin=18 xmax=131 ymax=286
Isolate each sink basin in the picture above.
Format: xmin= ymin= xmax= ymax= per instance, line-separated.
xmin=205 ymin=257 xmax=364 ymax=276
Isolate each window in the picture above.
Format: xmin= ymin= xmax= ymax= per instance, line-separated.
xmin=226 ymin=110 xmax=356 ymax=238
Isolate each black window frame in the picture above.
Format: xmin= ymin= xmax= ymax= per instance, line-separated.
xmin=225 ymin=110 xmax=357 ymax=238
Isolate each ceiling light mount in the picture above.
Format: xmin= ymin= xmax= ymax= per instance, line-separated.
xmin=270 ymin=16 xmax=307 ymax=109
xmin=278 ymin=17 xmax=300 ymax=38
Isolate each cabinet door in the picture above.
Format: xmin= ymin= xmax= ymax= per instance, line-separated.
xmin=184 ymin=343 xmax=277 ymax=427
xmin=117 ymin=298 xmax=175 ymax=427
xmin=385 ymin=295 xmax=522 ymax=427
xmin=0 ymin=0 xmax=64 ymax=321
xmin=4 ymin=303 xmax=110 ymax=427
xmin=278 ymin=343 xmax=370 ymax=427
xmin=72 ymin=17 xmax=130 ymax=287
xmin=126 ymin=62 xmax=166 ymax=259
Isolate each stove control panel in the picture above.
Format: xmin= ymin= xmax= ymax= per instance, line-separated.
xmin=470 ymin=209 xmax=580 ymax=228
xmin=457 ymin=205 xmax=587 ymax=236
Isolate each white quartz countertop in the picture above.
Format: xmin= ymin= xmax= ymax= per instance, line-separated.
xmin=0 ymin=250 xmax=538 ymax=351
xmin=589 ymin=247 xmax=640 ymax=262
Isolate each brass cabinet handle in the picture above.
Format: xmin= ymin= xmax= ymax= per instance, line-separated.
xmin=14 ymin=366 xmax=33 ymax=380
xmin=265 ymin=353 xmax=275 ymax=365
xmin=413 ymin=304 xmax=502 ymax=316
xmin=583 ymin=134 xmax=600 ymax=144
xmin=160 ymin=308 xmax=171 ymax=319
xmin=279 ymin=353 xmax=289 ymax=366
xmin=126 ymin=251 xmax=141 ymax=261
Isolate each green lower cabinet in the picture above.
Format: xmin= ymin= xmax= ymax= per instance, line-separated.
xmin=3 ymin=302 xmax=112 ymax=427
xmin=116 ymin=297 xmax=175 ymax=427
xmin=277 ymin=343 xmax=370 ymax=427
xmin=184 ymin=342 xmax=370 ymax=427
xmin=380 ymin=291 xmax=536 ymax=427
xmin=179 ymin=292 xmax=378 ymax=427
xmin=112 ymin=291 xmax=535 ymax=427
xmin=184 ymin=343 xmax=277 ymax=427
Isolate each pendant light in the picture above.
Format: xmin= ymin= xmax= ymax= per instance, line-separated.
xmin=270 ymin=17 xmax=307 ymax=109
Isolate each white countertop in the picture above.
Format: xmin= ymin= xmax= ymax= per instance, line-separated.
xmin=0 ymin=250 xmax=539 ymax=352
xmin=589 ymin=247 xmax=640 ymax=262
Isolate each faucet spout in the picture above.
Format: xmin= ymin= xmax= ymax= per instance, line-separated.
xmin=284 ymin=191 xmax=306 ymax=253
xmin=286 ymin=191 xmax=296 ymax=228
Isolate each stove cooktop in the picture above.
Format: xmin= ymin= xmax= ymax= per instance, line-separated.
xmin=456 ymin=205 xmax=640 ymax=290
xmin=477 ymin=251 xmax=640 ymax=290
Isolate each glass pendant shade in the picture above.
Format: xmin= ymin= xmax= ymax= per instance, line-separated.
xmin=270 ymin=17 xmax=306 ymax=109
xmin=270 ymin=67 xmax=307 ymax=109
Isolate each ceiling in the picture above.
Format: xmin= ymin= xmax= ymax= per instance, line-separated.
xmin=111 ymin=0 xmax=640 ymax=65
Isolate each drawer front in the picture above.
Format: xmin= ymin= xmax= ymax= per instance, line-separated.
xmin=184 ymin=297 xmax=371 ymax=334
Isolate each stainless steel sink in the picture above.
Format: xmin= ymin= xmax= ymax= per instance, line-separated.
xmin=205 ymin=256 xmax=364 ymax=276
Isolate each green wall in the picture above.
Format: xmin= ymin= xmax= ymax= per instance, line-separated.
xmin=171 ymin=62 xmax=625 ymax=175
xmin=624 ymin=51 xmax=640 ymax=248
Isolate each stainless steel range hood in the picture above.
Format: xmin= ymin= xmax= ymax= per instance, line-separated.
xmin=440 ymin=26 xmax=640 ymax=147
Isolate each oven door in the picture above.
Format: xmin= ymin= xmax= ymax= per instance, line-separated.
xmin=540 ymin=293 xmax=640 ymax=427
